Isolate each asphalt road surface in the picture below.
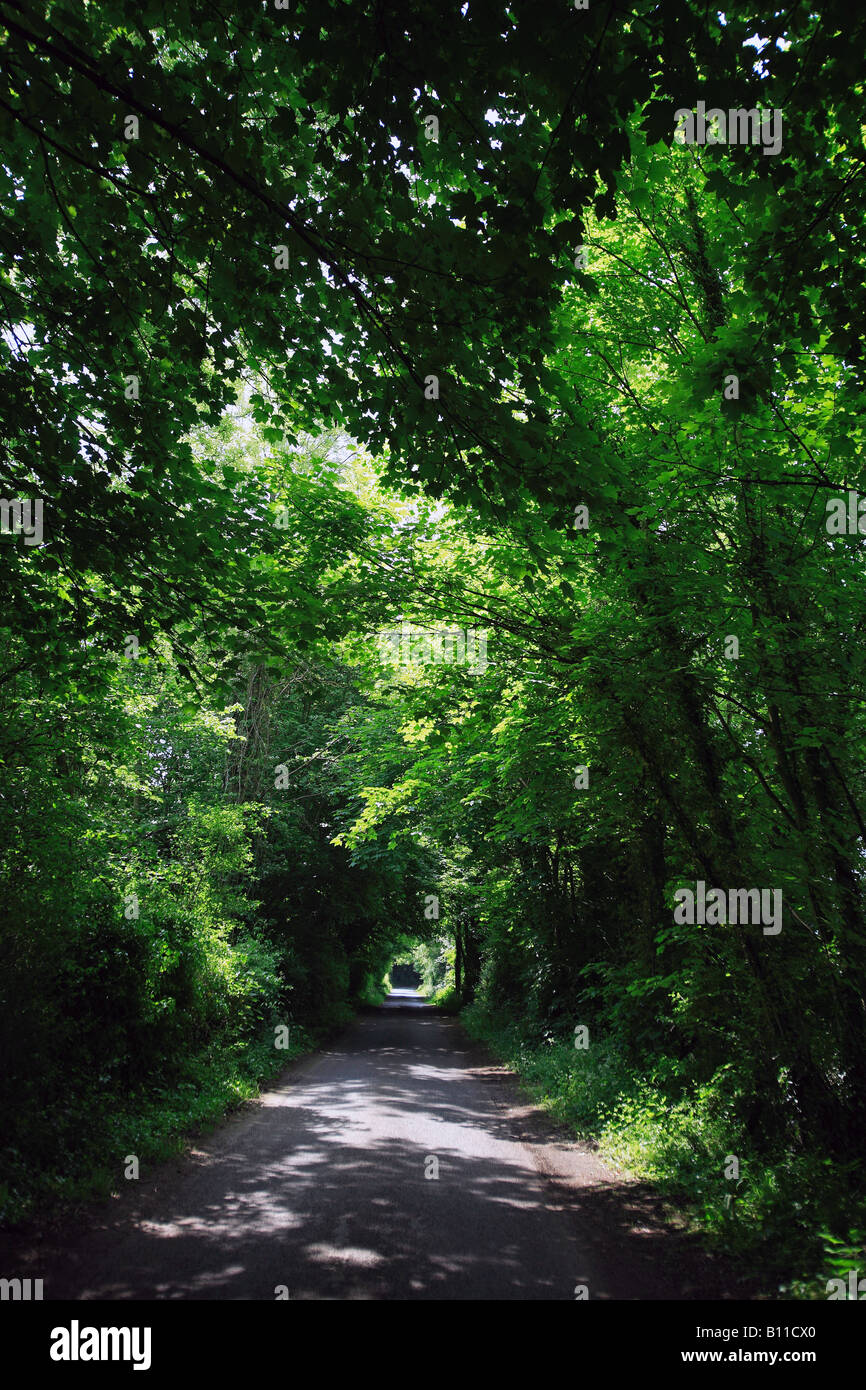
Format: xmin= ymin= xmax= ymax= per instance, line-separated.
xmin=5 ymin=992 xmax=745 ymax=1300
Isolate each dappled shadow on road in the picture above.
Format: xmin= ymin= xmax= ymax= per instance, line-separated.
xmin=5 ymin=1009 xmax=756 ymax=1301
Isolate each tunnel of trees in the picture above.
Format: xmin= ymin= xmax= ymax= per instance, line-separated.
xmin=1 ymin=0 xmax=865 ymax=1290
xmin=388 ymin=961 xmax=422 ymax=991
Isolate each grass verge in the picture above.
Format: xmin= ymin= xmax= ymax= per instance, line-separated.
xmin=457 ymin=999 xmax=866 ymax=1300
xmin=0 ymin=1009 xmax=353 ymax=1229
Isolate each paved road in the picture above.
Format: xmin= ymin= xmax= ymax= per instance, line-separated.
xmin=6 ymin=993 xmax=744 ymax=1300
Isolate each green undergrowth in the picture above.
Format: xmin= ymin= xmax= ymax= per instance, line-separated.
xmin=459 ymin=1000 xmax=866 ymax=1300
xmin=428 ymin=984 xmax=461 ymax=1013
xmin=357 ymin=972 xmax=392 ymax=1007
